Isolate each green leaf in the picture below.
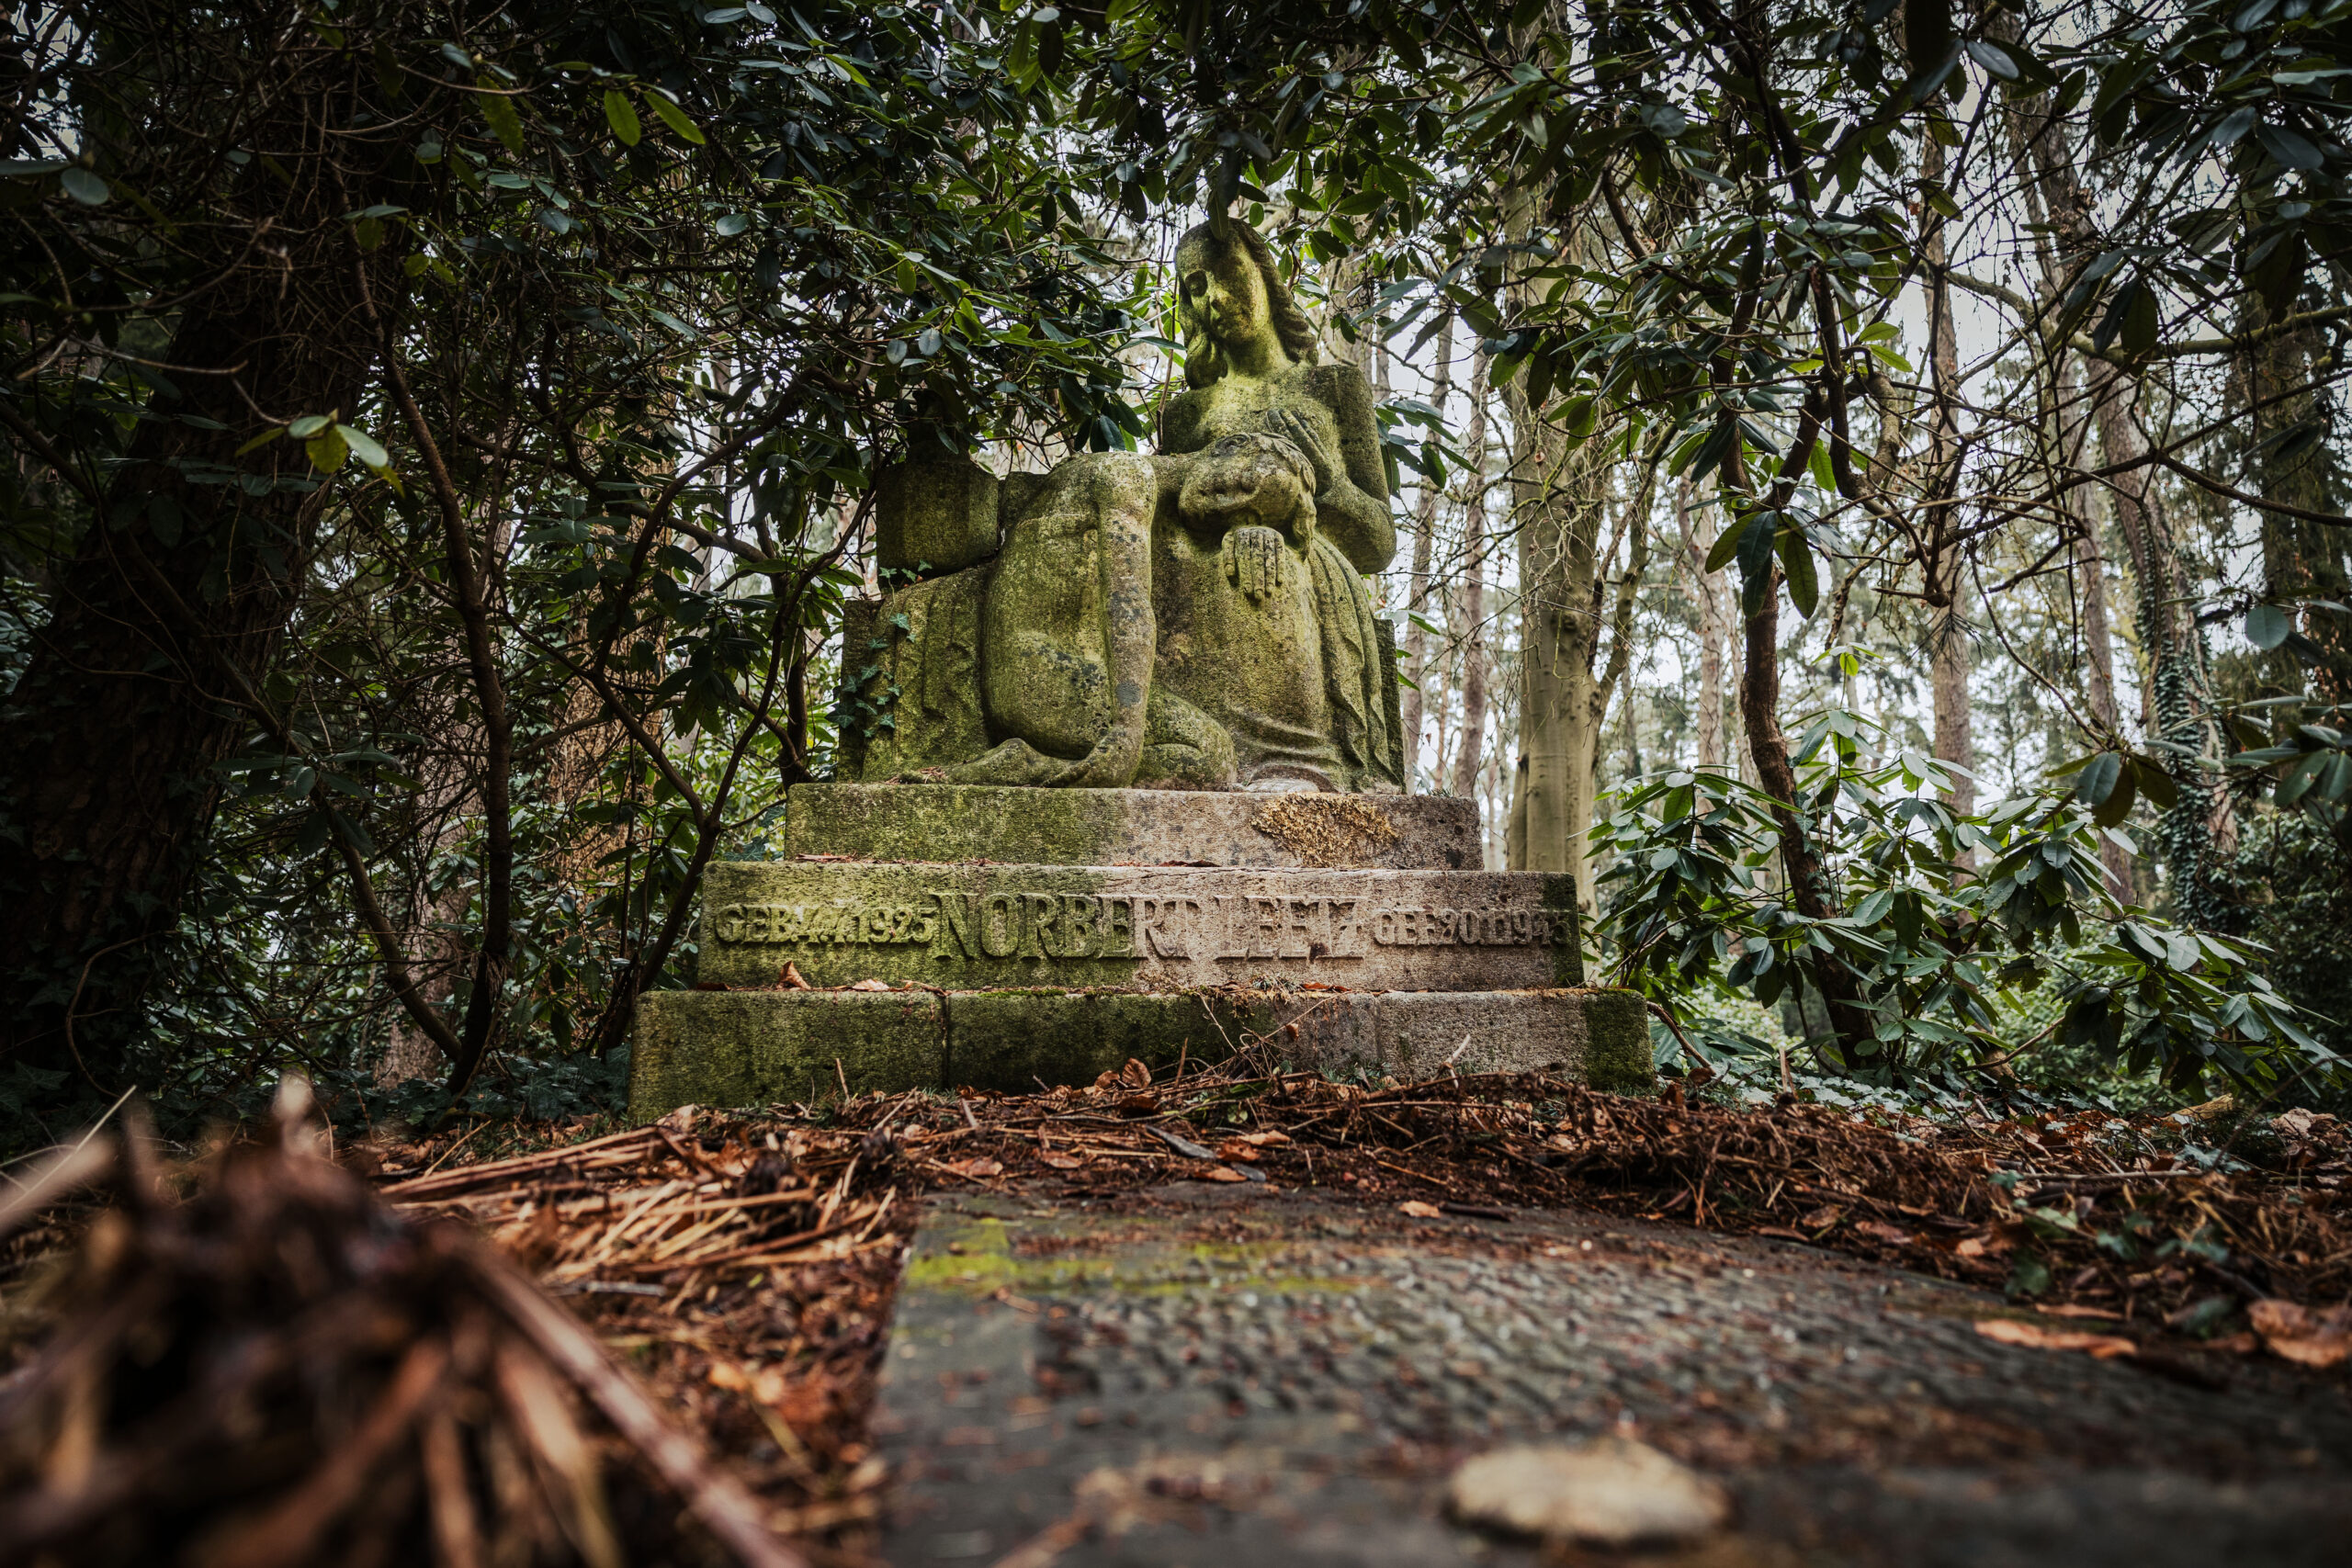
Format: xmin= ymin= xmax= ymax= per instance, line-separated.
xmin=2122 ymin=283 xmax=2158 ymax=358
xmin=305 ymin=426 xmax=350 ymax=472
xmin=605 ymin=89 xmax=642 ymax=147
xmin=2092 ymin=763 xmax=2137 ymax=828
xmin=2075 ymin=751 xmax=2122 ymax=807
xmin=335 ymin=424 xmax=389 ymax=469
xmin=2131 ymin=756 xmax=2179 ymax=810
xmin=234 ymin=427 xmax=287 ymax=457
xmin=287 ymin=414 xmax=331 ymax=438
xmin=2256 ymin=122 xmax=2324 ymax=171
xmin=477 ymin=78 xmax=526 ymax=153
xmin=58 ymin=167 xmax=109 ymax=205
xmin=2247 ymin=603 xmax=2291 ymax=649
xmin=645 ymin=92 xmax=707 ymax=146
xmin=1963 ymin=39 xmax=2018 ymax=82
xmin=1776 ymin=527 xmax=1819 ymax=618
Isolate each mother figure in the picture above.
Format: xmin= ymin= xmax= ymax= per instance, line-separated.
xmin=1154 ymin=217 xmax=1402 ymax=794
xmin=954 ymin=218 xmax=1401 ymax=793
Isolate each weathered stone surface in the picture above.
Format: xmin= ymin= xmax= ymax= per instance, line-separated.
xmin=876 ymin=1188 xmax=2352 ymax=1568
xmin=696 ymin=859 xmax=1581 ymax=991
xmin=630 ymin=987 xmax=943 ymax=1111
xmin=840 ymin=219 xmax=1406 ymax=795
xmin=628 ymin=985 xmax=1644 ymax=1116
xmin=837 ymin=570 xmax=993 ymax=782
xmin=873 ymin=446 xmax=1001 ymax=579
xmin=783 ymin=783 xmax=1485 ymax=870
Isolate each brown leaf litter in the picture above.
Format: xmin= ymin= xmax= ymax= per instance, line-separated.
xmin=4 ymin=1064 xmax=2347 ymax=1567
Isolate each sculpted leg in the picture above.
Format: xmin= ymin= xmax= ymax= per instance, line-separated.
xmin=960 ymin=454 xmax=1159 ymax=788
xmin=1134 ymin=686 xmax=1238 ymax=790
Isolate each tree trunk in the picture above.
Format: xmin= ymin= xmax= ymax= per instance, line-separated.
xmin=1676 ymin=477 xmax=1727 ymax=771
xmin=2001 ymin=46 xmax=2132 ymax=897
xmin=0 ymin=57 xmax=411 ymax=1083
xmin=2242 ymin=315 xmax=2352 ymax=704
xmin=1451 ymin=348 xmax=1490 ymax=804
xmin=1401 ymin=314 xmax=1453 ymax=789
xmin=1920 ymin=134 xmax=1975 ymax=827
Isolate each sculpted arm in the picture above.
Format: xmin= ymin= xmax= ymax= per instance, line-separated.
xmin=1266 ymin=366 xmax=1392 ymax=575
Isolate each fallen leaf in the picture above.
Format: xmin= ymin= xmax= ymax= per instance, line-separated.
xmin=1120 ymin=1057 xmax=1153 ymax=1089
xmin=1039 ymin=1152 xmax=1083 ymax=1170
xmin=1973 ymin=1318 xmax=2136 ymax=1359
xmin=846 ymin=977 xmax=891 ymax=991
xmin=1236 ymin=1131 xmax=1292 ymax=1146
xmin=1955 ymin=1235 xmax=1991 ymax=1258
xmin=1117 ymin=1093 xmax=1160 ymax=1117
xmin=1397 ymin=1200 xmax=1444 ymax=1219
xmin=1215 ymin=1140 xmax=1261 ymax=1163
xmin=2040 ymin=1304 xmax=2123 ymax=1322
xmin=1752 ymin=1225 xmax=1807 ymax=1241
xmin=2248 ymin=1299 xmax=2352 ymax=1368
xmin=1447 ymin=1438 xmax=1729 ymax=1548
xmin=1092 ymin=1069 xmax=1119 ymax=1089
xmin=1201 ymin=1166 xmax=1248 ymax=1183
xmin=1798 ymin=1206 xmax=1843 ymax=1230
xmin=779 ymin=962 xmax=811 ymax=989
xmin=2275 ymin=1108 xmax=2320 ymax=1139
xmin=1854 ymin=1220 xmax=1914 ymax=1247
xmin=940 ymin=1157 xmax=1003 ymax=1180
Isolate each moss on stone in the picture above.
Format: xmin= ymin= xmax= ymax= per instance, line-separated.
xmin=629 ymin=988 xmax=944 ymax=1120
xmin=1578 ymin=987 xmax=1655 ymax=1092
xmin=944 ymin=989 xmax=1244 ymax=1091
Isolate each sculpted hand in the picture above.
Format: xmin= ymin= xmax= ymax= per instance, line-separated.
xmin=1222 ymin=524 xmax=1288 ymax=604
xmin=1264 ymin=407 xmax=1337 ymax=494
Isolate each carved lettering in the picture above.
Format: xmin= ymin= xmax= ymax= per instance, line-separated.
xmin=1102 ymin=897 xmax=1135 ymax=958
xmin=712 ymin=904 xmax=744 ymax=943
xmin=1019 ymin=893 xmax=1058 ymax=959
xmin=1327 ymin=897 xmax=1365 ymax=958
xmin=933 ymin=894 xmax=980 ymax=959
xmin=979 ymin=893 xmax=1021 ymax=958
xmin=1059 ymin=895 xmax=1100 ymax=957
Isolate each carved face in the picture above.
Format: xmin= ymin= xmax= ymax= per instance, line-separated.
xmin=1177 ymin=433 xmax=1315 ymax=530
xmin=1176 ymin=231 xmax=1271 ymax=350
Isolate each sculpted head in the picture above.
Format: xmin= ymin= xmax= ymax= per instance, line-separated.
xmin=1174 ymin=219 xmax=1320 ymax=389
xmin=1177 ymin=432 xmax=1316 ymax=533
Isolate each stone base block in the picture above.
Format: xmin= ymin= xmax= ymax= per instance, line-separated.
xmin=783 ymin=783 xmax=1483 ymax=870
xmin=628 ymin=986 xmax=1650 ymax=1120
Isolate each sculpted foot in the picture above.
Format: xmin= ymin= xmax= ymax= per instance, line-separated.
xmin=944 ymin=739 xmax=1077 ymax=787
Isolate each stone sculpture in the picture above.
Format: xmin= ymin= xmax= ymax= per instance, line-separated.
xmin=843 ymin=217 xmax=1402 ymax=794
xmin=634 ymin=214 xmax=1642 ymax=1121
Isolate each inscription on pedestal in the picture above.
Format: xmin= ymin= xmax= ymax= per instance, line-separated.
xmin=696 ymin=863 xmax=1581 ymax=992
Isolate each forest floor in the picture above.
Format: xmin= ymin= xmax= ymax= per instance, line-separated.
xmin=365 ymin=1066 xmax=2352 ymax=1566
xmin=6 ymin=1066 xmax=2351 ymax=1566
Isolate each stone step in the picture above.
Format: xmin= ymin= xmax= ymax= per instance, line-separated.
xmin=781 ymin=783 xmax=1484 ymax=870
xmin=628 ymin=986 xmax=1649 ymax=1119
xmin=698 ymin=859 xmax=1582 ymax=993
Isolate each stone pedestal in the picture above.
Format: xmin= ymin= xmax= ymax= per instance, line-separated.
xmin=628 ymin=785 xmax=1649 ymax=1119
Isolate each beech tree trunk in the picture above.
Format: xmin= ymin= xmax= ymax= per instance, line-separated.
xmin=1402 ymin=314 xmax=1453 ymax=788
xmin=1450 ymin=348 xmax=1491 ymax=804
xmin=1921 ymin=134 xmax=1975 ymax=827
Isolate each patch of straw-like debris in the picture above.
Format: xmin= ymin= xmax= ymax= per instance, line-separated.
xmin=1249 ymin=793 xmax=1400 ymax=865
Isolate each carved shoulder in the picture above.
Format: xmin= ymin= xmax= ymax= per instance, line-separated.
xmin=1158 ymin=388 xmax=1210 ymax=455
xmin=1310 ymin=361 xmax=1388 ymax=507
